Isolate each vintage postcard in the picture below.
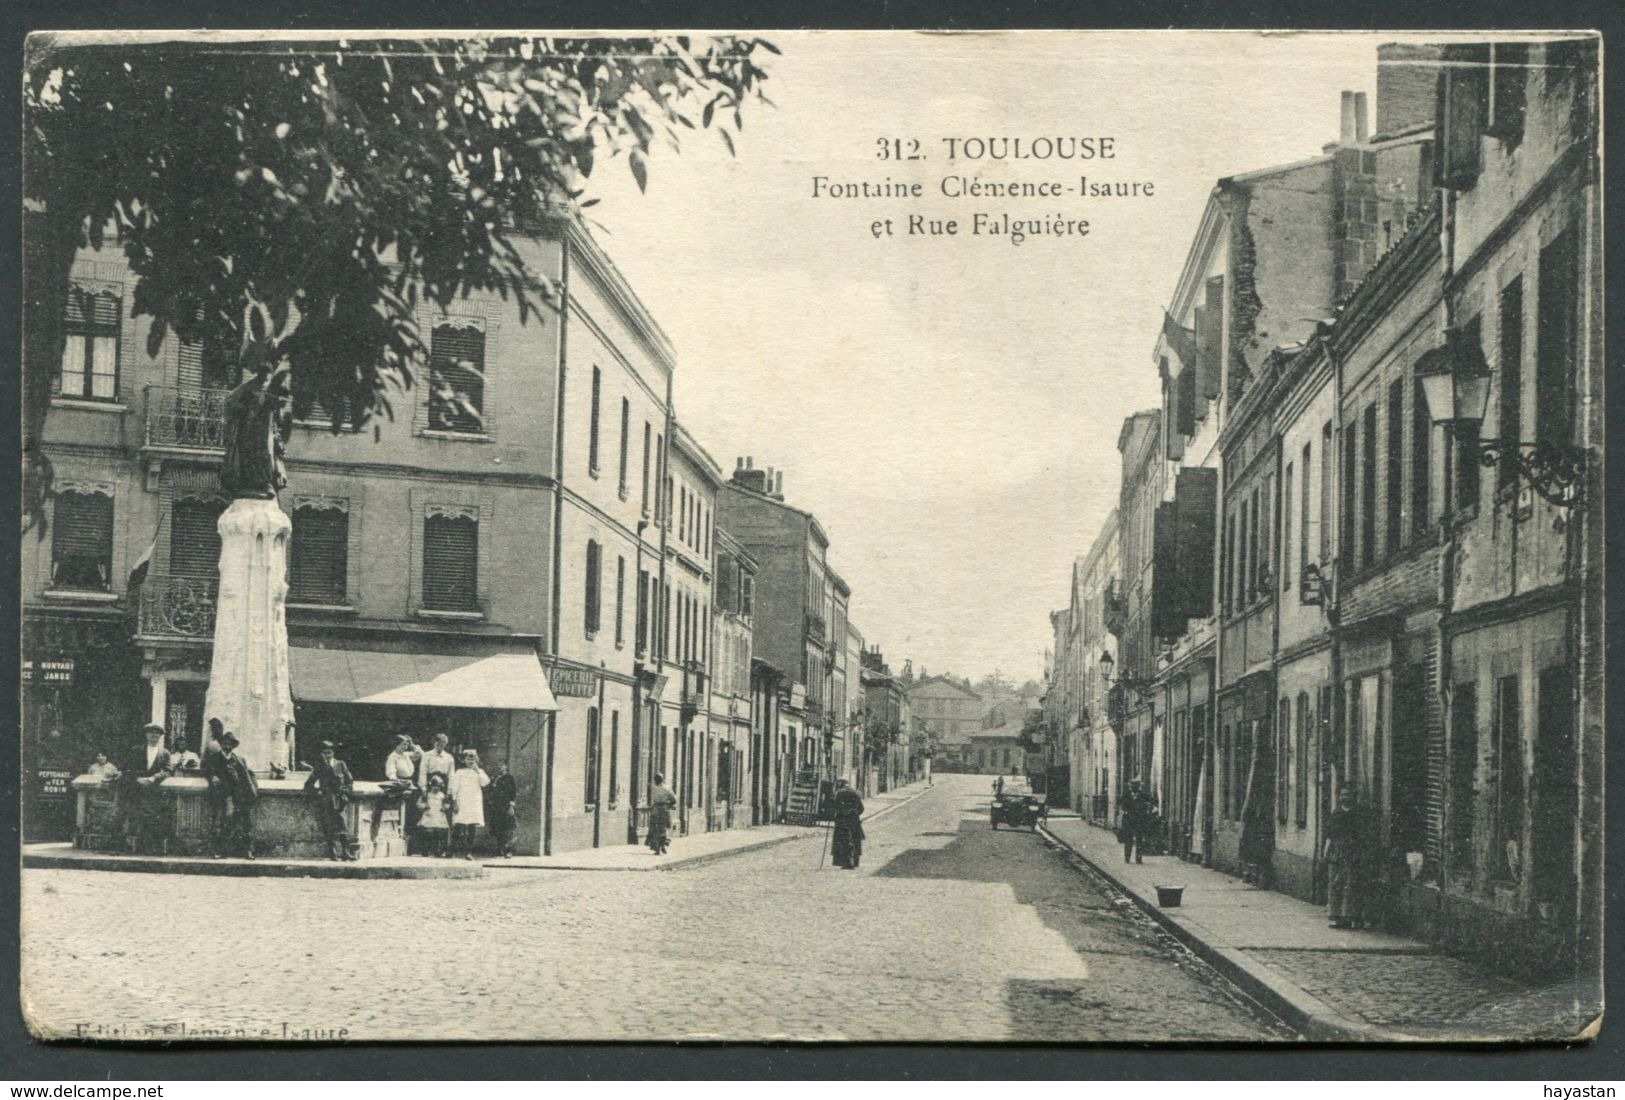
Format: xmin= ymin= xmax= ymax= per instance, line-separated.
xmin=18 ymin=29 xmax=1603 ymax=1044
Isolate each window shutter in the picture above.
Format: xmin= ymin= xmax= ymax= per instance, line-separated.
xmin=1175 ymin=362 xmax=1197 ymax=438
xmin=1197 ymin=276 xmax=1225 ymax=401
xmin=1488 ymin=42 xmax=1528 ymax=144
xmin=178 ymin=338 xmax=205 ymax=390
xmin=740 ymin=575 xmax=753 ymax=618
xmin=52 ymin=492 xmax=114 ymax=588
xmin=65 ymin=287 xmax=121 ymax=329
xmin=290 ymin=507 xmax=348 ymax=604
xmin=428 ymin=326 xmax=486 ymax=433
xmin=584 ymin=539 xmax=601 ymax=635
xmin=717 ymin=555 xmax=737 ymax=614
xmin=423 ymin=514 xmax=478 ymax=610
xmin=170 ymin=498 xmax=226 ymax=578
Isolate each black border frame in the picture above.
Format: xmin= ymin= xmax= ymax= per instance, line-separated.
xmin=3 ymin=0 xmax=1621 ymax=1081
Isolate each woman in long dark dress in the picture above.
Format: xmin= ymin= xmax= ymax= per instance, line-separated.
xmin=831 ymin=779 xmax=865 ymax=870
xmin=1323 ymin=785 xmax=1359 ymax=928
xmin=647 ymin=772 xmax=677 ymax=855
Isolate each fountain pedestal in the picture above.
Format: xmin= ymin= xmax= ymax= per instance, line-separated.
xmin=204 ymin=498 xmax=295 ymax=772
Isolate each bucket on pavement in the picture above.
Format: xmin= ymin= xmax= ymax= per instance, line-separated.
xmin=1155 ymin=884 xmax=1186 ymax=907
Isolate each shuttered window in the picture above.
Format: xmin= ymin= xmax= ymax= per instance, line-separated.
xmin=636 ymin=568 xmax=650 ymax=653
xmin=740 ymin=574 xmax=753 ymax=618
xmin=289 ymin=505 xmax=349 ymax=605
xmin=178 ymin=333 xmax=239 ymax=392
xmin=1436 ymin=44 xmax=1489 ymax=190
xmin=170 ymin=497 xmax=226 ymax=578
xmin=1497 ymin=277 xmax=1524 ymax=489
xmin=1453 ymin=318 xmax=1483 ymax=511
xmin=584 ymin=706 xmax=601 ymax=808
xmin=618 ymin=397 xmax=630 ymax=495
xmin=51 ymin=491 xmax=114 ymax=590
xmin=1386 ymin=378 xmax=1405 ymax=555
xmin=614 ymin=555 xmax=626 ymax=646
xmin=57 ymin=287 xmax=121 ymax=401
xmin=1536 ymin=226 xmax=1578 ymax=447
xmin=423 ymin=513 xmax=478 ymax=611
xmin=588 ymin=366 xmax=602 ymax=474
xmin=428 ymin=325 xmax=485 ymax=434
xmin=584 ymin=539 xmax=601 ymax=637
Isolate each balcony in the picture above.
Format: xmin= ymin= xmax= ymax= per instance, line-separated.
xmin=805 ymin=611 xmax=826 ymax=642
xmin=134 ymin=572 xmax=218 ymax=641
xmin=144 ymin=385 xmax=229 ymax=453
xmin=1102 ymin=579 xmax=1126 ymax=638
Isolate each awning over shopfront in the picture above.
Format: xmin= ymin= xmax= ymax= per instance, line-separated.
xmin=289 ymin=646 xmax=558 ymax=712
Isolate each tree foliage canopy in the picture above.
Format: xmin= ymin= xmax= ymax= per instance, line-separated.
xmin=23 ymin=34 xmax=774 ymax=532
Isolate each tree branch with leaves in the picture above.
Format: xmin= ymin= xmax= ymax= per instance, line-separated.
xmin=23 ymin=33 xmax=776 ymax=534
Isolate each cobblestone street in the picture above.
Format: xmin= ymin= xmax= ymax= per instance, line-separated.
xmin=21 ymin=776 xmax=1285 ymax=1043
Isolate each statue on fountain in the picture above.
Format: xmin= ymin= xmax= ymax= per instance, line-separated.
xmin=220 ymin=366 xmax=292 ymax=500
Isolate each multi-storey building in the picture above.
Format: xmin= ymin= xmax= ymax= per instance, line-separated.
xmin=717 ymin=458 xmax=839 ymax=810
xmin=1069 ymin=510 xmax=1120 ymax=824
xmin=907 ymin=675 xmax=983 ymax=769
xmin=1112 ymin=409 xmax=1164 ymax=814
xmin=708 ymin=527 xmax=758 ymax=832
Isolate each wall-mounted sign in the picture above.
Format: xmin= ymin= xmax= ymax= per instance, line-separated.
xmin=549 ymin=666 xmax=600 ymax=699
xmin=38 ymin=769 xmax=72 ymax=797
xmin=22 ymin=659 xmax=75 ymax=684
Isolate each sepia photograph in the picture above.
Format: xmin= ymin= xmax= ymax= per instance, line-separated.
xmin=16 ymin=28 xmax=1604 ymax=1046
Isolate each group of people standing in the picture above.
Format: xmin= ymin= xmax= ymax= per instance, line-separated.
xmin=382 ymin=733 xmax=518 ymax=860
xmin=95 ymin=722 xmax=518 ymax=863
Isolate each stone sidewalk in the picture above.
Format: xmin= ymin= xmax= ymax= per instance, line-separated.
xmin=490 ymin=779 xmax=932 ymax=872
xmin=1040 ymin=815 xmax=1600 ymax=1042
xmin=21 ymin=843 xmax=485 ymax=879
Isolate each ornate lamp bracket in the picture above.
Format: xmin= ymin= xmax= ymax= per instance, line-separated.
xmin=1475 ymin=439 xmax=1588 ymax=510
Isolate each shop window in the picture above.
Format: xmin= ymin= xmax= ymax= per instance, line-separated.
xmin=422 ymin=511 xmax=478 ymax=611
xmin=427 ymin=324 xmax=485 ymax=434
xmin=1491 ymin=674 xmax=1523 ymax=883
xmin=289 ymin=503 xmax=348 ymax=605
xmin=1295 ymin=692 xmax=1311 ymax=827
xmin=56 ymin=286 xmax=121 ymax=401
xmin=51 ymin=489 xmax=114 ymax=590
xmin=1277 ymin=698 xmax=1292 ymax=825
xmin=1448 ymin=681 xmax=1479 ymax=880
xmin=169 ymin=496 xmax=226 ymax=578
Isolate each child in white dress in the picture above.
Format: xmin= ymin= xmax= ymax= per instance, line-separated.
xmin=447 ymin=749 xmax=489 ymax=860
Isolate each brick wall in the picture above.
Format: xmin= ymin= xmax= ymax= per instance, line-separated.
xmin=1375 ymin=43 xmax=1443 ymax=137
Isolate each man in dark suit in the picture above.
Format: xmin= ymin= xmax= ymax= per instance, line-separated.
xmin=122 ymin=723 xmax=172 ymax=853
xmin=303 ymin=740 xmax=356 ymax=861
xmin=207 ymin=730 xmax=259 ymax=859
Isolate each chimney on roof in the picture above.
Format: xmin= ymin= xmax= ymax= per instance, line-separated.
xmin=736 ymin=457 xmax=744 ymax=471
xmin=773 ymin=471 xmax=785 ymax=499
xmin=1354 ymin=91 xmax=1369 ymax=142
xmin=731 ymin=456 xmax=769 ymax=494
xmin=1339 ymin=90 xmax=1357 ymax=144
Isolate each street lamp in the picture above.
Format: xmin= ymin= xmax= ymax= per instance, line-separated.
xmin=1415 ymin=330 xmax=1588 ymax=509
xmin=1098 ymin=650 xmax=1153 ymax=701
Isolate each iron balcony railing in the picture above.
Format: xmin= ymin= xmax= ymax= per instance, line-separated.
xmin=134 ymin=572 xmax=218 ymax=640
xmin=145 ymin=385 xmax=230 ymax=451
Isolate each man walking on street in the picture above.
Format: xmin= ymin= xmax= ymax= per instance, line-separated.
xmin=1121 ymin=781 xmax=1146 ymax=864
xmin=305 ymin=741 xmax=357 ymax=861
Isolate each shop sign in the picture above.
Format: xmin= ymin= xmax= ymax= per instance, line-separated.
xmin=549 ymin=666 xmax=600 ymax=699
xmin=38 ymin=768 xmax=73 ymax=798
xmin=22 ymin=658 xmax=76 ymax=684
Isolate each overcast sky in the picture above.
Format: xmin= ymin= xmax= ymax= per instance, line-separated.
xmin=580 ymin=31 xmax=1382 ymax=685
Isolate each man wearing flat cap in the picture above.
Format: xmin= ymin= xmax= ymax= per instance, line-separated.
xmin=121 ymin=723 xmax=172 ymax=853
xmin=208 ymin=730 xmax=259 ymax=859
xmin=304 ymin=740 xmax=357 ymax=861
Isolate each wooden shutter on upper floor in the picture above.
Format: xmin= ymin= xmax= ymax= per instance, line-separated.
xmin=1197 ymin=275 xmax=1225 ymax=402
xmin=52 ymin=492 xmax=114 ymax=588
xmin=289 ymin=506 xmax=348 ymax=604
xmin=423 ymin=513 xmax=478 ymax=610
xmin=1175 ymin=362 xmax=1198 ymax=438
xmin=429 ymin=325 xmax=486 ymax=433
xmin=169 ymin=497 xmax=226 ymax=578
